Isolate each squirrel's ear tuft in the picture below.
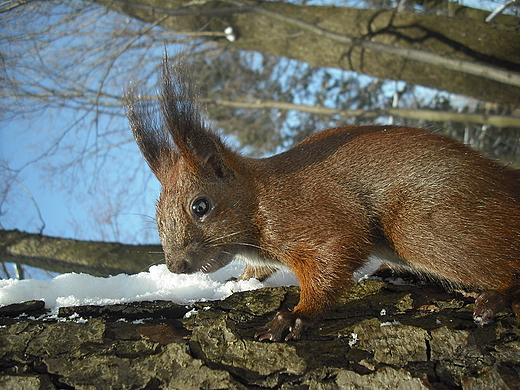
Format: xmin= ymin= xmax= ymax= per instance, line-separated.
xmin=124 ymin=83 xmax=178 ymax=183
xmin=126 ymin=52 xmax=237 ymax=182
xmin=159 ymin=53 xmax=235 ymax=179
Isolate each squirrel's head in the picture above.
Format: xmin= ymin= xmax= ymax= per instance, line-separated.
xmin=125 ymin=55 xmax=258 ymax=274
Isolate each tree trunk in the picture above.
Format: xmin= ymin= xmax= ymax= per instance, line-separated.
xmin=0 ymin=230 xmax=162 ymax=277
xmin=93 ymin=0 xmax=520 ymax=106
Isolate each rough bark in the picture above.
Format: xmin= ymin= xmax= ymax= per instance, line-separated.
xmin=1 ymin=277 xmax=519 ymax=389
xmin=93 ymin=0 xmax=520 ymax=106
xmin=0 ymin=229 xmax=162 ymax=277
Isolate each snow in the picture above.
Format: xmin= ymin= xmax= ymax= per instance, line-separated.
xmin=348 ymin=333 xmax=359 ymax=347
xmin=0 ymin=261 xmax=298 ymax=314
xmin=380 ymin=320 xmax=402 ymax=326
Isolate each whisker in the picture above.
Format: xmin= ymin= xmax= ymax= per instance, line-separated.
xmin=210 ymin=241 xmax=277 ymax=258
xmin=140 ymin=257 xmax=166 ymax=273
xmin=206 ymin=230 xmax=248 ymax=244
xmin=128 ymin=249 xmax=165 ymax=255
xmin=211 ymin=241 xmax=262 ymax=250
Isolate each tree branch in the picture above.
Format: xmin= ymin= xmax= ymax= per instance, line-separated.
xmin=93 ymin=0 xmax=253 ymax=18
xmin=0 ymin=229 xmax=163 ymax=277
xmin=204 ymin=98 xmax=520 ymax=127
xmin=0 ymin=0 xmax=33 ymax=14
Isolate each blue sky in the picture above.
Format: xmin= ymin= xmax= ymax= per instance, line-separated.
xmin=0 ymin=115 xmax=160 ymax=242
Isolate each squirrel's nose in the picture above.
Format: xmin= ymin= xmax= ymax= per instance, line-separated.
xmin=166 ymin=258 xmax=190 ymax=274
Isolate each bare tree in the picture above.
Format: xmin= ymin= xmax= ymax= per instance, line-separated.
xmin=93 ymin=0 xmax=520 ymax=104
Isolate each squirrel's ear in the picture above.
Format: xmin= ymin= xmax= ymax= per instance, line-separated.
xmin=172 ymin=121 xmax=235 ymax=179
xmin=125 ymin=84 xmax=178 ymax=183
xmin=196 ymin=138 xmax=235 ymax=179
xmin=159 ymin=54 xmax=234 ymax=179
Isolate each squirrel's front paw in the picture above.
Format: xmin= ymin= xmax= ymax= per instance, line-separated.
xmin=255 ymin=312 xmax=311 ymax=342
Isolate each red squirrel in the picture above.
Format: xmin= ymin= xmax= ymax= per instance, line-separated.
xmin=126 ymin=56 xmax=520 ymax=342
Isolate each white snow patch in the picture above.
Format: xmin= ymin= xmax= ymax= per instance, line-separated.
xmin=380 ymin=320 xmax=402 ymax=326
xmin=348 ymin=332 xmax=359 ymax=347
xmin=0 ymin=261 xmax=297 ymax=313
xmin=353 ymin=255 xmax=384 ymax=281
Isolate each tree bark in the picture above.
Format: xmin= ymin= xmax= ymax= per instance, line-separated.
xmin=0 ymin=229 xmax=162 ymax=277
xmin=92 ymin=0 xmax=520 ymax=106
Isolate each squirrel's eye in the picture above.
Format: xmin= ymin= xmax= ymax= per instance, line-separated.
xmin=192 ymin=197 xmax=211 ymax=219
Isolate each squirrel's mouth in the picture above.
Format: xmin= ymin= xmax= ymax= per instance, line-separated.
xmin=199 ymin=260 xmax=219 ymax=274
xmin=164 ymin=246 xmax=236 ymax=275
xmin=198 ymin=253 xmax=233 ymax=274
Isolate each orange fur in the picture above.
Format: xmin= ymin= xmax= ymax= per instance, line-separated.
xmin=126 ymin=56 xmax=520 ymax=342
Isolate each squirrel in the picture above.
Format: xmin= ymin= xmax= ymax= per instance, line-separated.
xmin=125 ymin=55 xmax=520 ymax=342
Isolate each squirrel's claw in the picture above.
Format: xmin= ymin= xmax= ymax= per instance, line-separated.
xmin=255 ymin=312 xmax=309 ymax=342
xmin=473 ymin=290 xmax=509 ymax=325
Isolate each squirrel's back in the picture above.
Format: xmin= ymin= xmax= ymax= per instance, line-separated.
xmin=253 ymin=126 xmax=520 ymax=292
